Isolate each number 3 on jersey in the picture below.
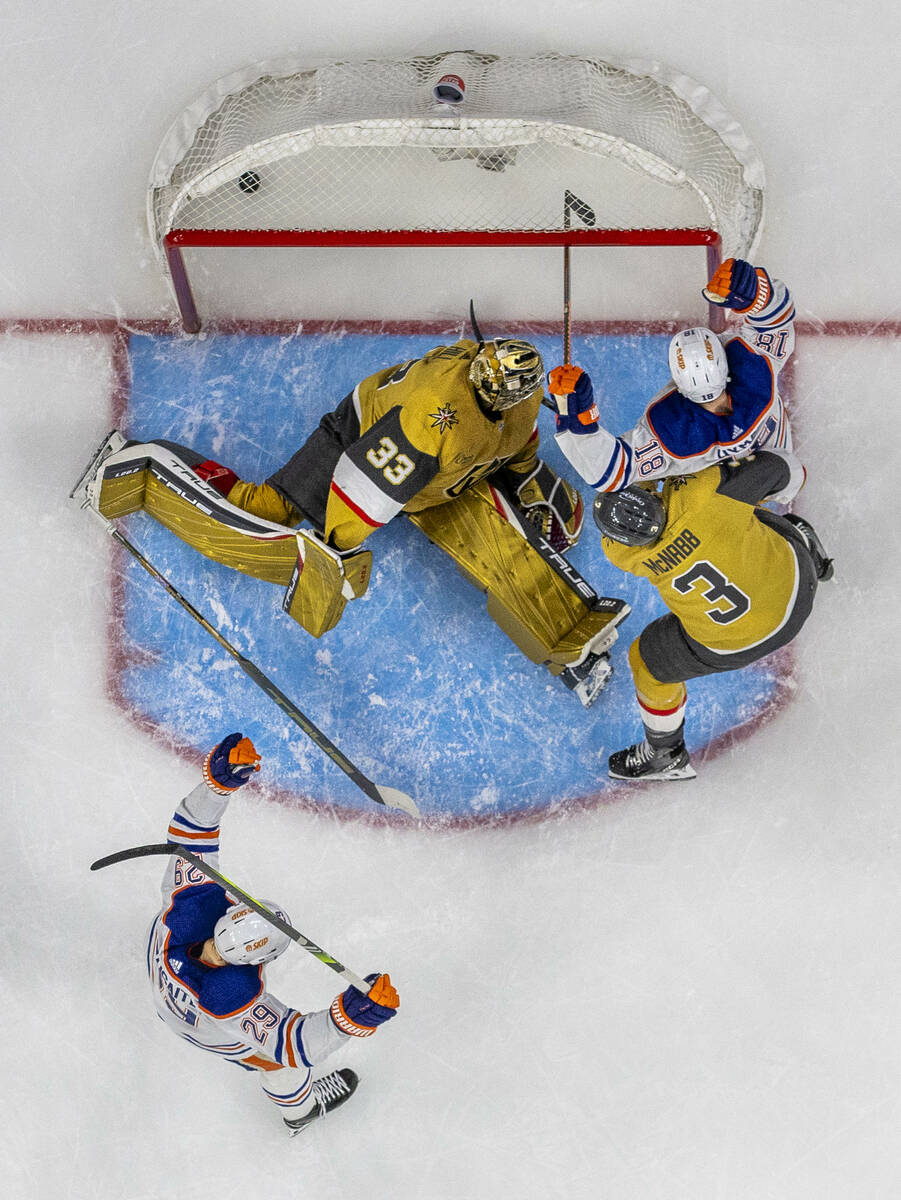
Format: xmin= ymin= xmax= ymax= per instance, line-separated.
xmin=671 ymin=560 xmax=751 ymax=625
xmin=366 ymin=436 xmax=415 ymax=485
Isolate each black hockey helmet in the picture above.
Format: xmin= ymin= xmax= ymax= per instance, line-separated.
xmin=593 ymin=486 xmax=666 ymax=546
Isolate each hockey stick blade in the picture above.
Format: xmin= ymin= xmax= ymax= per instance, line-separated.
xmin=564 ymin=189 xmax=597 ymax=228
xmin=91 ymin=842 xmax=373 ymax=992
xmin=372 ymin=785 xmax=420 ymax=819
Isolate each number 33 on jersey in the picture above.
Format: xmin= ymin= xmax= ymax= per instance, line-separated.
xmin=325 ymin=340 xmax=542 ymax=550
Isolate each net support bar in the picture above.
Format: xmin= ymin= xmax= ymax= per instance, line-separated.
xmin=164 ymin=228 xmax=722 ymax=335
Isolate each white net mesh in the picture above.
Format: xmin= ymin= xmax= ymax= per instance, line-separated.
xmin=148 ymin=51 xmax=765 ymax=259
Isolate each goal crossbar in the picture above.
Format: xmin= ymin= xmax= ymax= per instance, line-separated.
xmin=164 ymin=228 xmax=723 ymax=334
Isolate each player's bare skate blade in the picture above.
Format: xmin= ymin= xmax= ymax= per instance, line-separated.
xmin=561 ymin=650 xmax=613 ymax=708
xmin=284 ymin=1068 xmax=358 ymax=1137
xmin=69 ymin=429 xmax=126 ymax=509
xmin=608 ymin=739 xmax=696 ymax=781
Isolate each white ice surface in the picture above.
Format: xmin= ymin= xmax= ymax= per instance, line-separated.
xmin=2 ymin=5 xmax=900 ymax=1199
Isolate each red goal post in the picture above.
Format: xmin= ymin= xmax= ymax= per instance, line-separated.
xmin=149 ymin=51 xmax=765 ymax=333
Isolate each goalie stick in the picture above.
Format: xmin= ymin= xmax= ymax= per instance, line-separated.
xmin=91 ymin=842 xmax=372 ymax=992
xmin=488 ymin=475 xmax=630 ymax=644
xmin=70 ymin=441 xmax=419 ymax=817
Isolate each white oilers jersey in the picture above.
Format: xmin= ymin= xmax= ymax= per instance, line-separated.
xmin=147 ymin=781 xmax=348 ymax=1071
xmin=556 ymin=280 xmax=796 ymax=492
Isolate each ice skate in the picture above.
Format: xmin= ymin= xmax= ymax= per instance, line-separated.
xmin=69 ymin=429 xmax=126 ymax=510
xmin=561 ymin=649 xmax=613 ymax=707
xmin=284 ymin=1068 xmax=359 ymax=1136
xmin=783 ymin=514 xmax=834 ymax=581
xmin=608 ymin=738 xmax=696 ymax=782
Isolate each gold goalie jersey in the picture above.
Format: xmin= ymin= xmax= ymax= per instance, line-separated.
xmin=322 ymin=340 xmax=542 ymax=550
xmin=603 ymin=457 xmax=807 ymax=654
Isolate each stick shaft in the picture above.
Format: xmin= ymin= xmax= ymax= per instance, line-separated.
xmin=100 ymin=517 xmax=410 ymax=811
xmin=562 ymin=190 xmax=595 ymax=366
xmin=91 ymin=842 xmax=372 ymax=991
xmin=563 ymin=226 xmax=572 ymax=365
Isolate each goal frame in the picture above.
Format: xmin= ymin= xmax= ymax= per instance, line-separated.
xmin=150 ymin=50 xmax=763 ymax=333
xmin=164 ymin=227 xmax=724 ymax=334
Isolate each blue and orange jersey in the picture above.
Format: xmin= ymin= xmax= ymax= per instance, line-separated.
xmin=556 ymin=279 xmax=796 ymax=494
xmin=146 ymin=780 xmax=363 ymax=1072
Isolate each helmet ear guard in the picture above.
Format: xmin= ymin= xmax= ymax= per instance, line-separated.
xmin=469 ymin=339 xmax=544 ymax=412
xmin=593 ymin=486 xmax=666 ymax=547
xmin=213 ymin=901 xmax=293 ymax=965
xmin=668 ymin=327 xmax=729 ymax=404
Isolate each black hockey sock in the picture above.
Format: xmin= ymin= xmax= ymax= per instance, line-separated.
xmin=645 ymin=722 xmax=686 ymax=753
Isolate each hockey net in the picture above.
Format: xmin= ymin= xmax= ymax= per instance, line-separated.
xmin=148 ymin=50 xmax=766 ymax=332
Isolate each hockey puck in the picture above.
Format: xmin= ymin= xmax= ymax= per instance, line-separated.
xmin=238 ymin=171 xmax=261 ymax=194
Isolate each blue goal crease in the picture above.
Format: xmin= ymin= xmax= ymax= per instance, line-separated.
xmin=114 ymin=331 xmax=784 ymax=820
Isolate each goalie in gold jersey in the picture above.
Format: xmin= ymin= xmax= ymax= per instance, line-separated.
xmin=593 ymin=450 xmax=834 ymax=780
xmin=220 ymin=337 xmax=628 ymax=702
xmin=84 ymin=337 xmax=629 ymax=705
xmin=226 ymin=339 xmax=553 ymax=548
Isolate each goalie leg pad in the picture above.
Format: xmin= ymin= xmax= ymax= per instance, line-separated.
xmin=86 ymin=438 xmax=302 ymax=584
xmin=283 ymin=533 xmax=372 ymax=639
xmin=408 ymin=483 xmax=626 ymax=669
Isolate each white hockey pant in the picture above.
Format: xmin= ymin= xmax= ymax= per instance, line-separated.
xmin=253 ymin=1062 xmax=317 ymax=1119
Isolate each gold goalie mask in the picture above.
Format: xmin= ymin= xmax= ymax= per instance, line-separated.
xmin=469 ymin=339 xmax=544 ymax=412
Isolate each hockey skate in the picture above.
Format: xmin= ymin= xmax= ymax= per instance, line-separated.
xmin=560 ymin=650 xmax=613 ymax=707
xmin=284 ymin=1068 xmax=359 ymax=1137
xmin=69 ymin=429 xmax=127 ymax=511
xmin=608 ymin=739 xmax=696 ymax=782
xmin=783 ymin=514 xmax=834 ymax=581
xmin=559 ymin=609 xmax=626 ymax=708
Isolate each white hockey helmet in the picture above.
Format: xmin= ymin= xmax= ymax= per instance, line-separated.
xmin=213 ymin=901 xmax=292 ymax=966
xmin=668 ymin=327 xmax=729 ymax=404
xmin=469 ymin=339 xmax=544 ymax=412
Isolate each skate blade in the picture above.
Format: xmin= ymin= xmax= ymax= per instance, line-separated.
xmin=609 ymin=761 xmax=697 ymax=782
xmin=69 ymin=429 xmax=126 ymax=509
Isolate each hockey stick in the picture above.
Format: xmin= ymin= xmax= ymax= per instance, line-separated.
xmin=88 ymin=509 xmax=419 ymax=817
xmin=488 ymin=476 xmax=629 ymax=625
xmin=469 ymin=298 xmax=485 ymax=350
xmin=563 ymin=190 xmax=597 ymax=365
xmin=91 ymin=842 xmax=372 ymax=992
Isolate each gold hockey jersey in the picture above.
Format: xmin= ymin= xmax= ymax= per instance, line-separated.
xmin=325 ymin=340 xmax=541 ymax=549
xmin=603 ymin=459 xmax=804 ymax=654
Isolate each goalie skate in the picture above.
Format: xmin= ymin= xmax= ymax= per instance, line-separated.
xmin=69 ymin=430 xmax=126 ymax=510
xmin=284 ymin=1068 xmax=359 ymax=1137
xmin=558 ymin=600 xmax=630 ymax=707
xmin=560 ymin=649 xmax=613 ymax=707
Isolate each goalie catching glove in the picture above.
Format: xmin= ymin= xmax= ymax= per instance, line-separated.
xmin=702 ymin=258 xmax=773 ymax=316
xmin=500 ymin=459 xmax=584 ymax=552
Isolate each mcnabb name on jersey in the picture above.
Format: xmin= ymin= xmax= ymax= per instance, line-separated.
xmin=643 ymin=529 xmax=701 ymax=576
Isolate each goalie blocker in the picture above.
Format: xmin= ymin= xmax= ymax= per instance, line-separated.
xmin=74 ymin=433 xmax=628 ymax=704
